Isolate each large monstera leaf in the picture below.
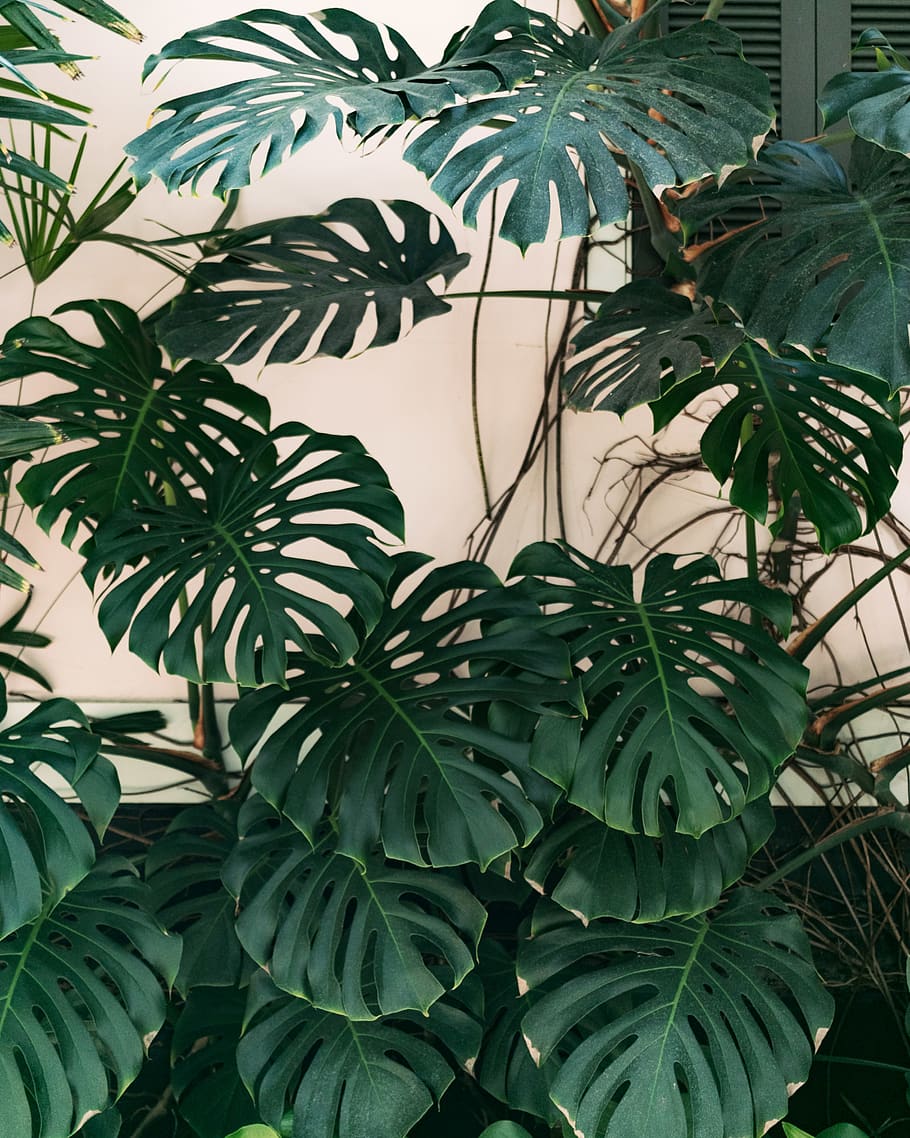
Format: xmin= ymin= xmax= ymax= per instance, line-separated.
xmin=406 ymin=16 xmax=774 ymax=250
xmin=518 ymin=891 xmax=834 ymax=1138
xmin=145 ymin=805 xmax=245 ymax=994
xmin=0 ymin=859 xmax=181 ymax=1138
xmin=83 ymin=425 xmax=404 ymax=685
xmin=513 ymin=542 xmax=808 ymax=837
xmin=222 ymin=801 xmax=486 ymax=1019
xmin=0 ymin=682 xmax=119 ymax=938
xmin=172 ymin=987 xmax=259 ymax=1138
xmin=677 ymin=140 xmax=910 ymax=391
xmin=2 ymin=300 xmax=271 ymax=546
xmin=651 ymin=343 xmax=903 ymax=553
xmin=238 ymin=971 xmax=482 ymax=1138
xmin=230 ymin=554 xmax=578 ymax=869
xmin=153 ymin=201 xmax=469 ymax=366
xmin=524 ymin=799 xmax=774 ymax=924
xmin=127 ymin=2 xmax=534 ymax=194
xmin=563 ymin=282 xmax=743 ymax=415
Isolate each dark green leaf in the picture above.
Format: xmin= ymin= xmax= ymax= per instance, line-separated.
xmin=154 ymin=200 xmax=469 ymax=366
xmin=479 ymin=1125 xmax=534 ymax=1138
xmin=83 ymin=424 xmax=404 ymax=685
xmin=474 ymin=941 xmax=560 ymax=1125
xmin=127 ymin=2 xmax=534 ymax=194
xmin=406 ymin=17 xmax=773 ymax=250
xmin=5 ymin=299 xmax=272 ymax=546
xmin=524 ymin=799 xmax=774 ymax=923
xmin=145 ymin=804 xmax=246 ymax=994
xmin=820 ymin=43 xmax=910 ymax=156
xmin=79 ymin=1108 xmax=121 ymax=1138
xmin=223 ymin=802 xmax=486 ymax=1019
xmin=0 ymin=679 xmax=120 ymax=937
xmin=513 ymin=542 xmax=808 ymax=836
xmin=0 ymin=521 xmax=39 ymax=591
xmin=238 ymin=971 xmax=483 ymax=1138
xmin=0 ymin=859 xmax=180 ymax=1138
xmin=172 ymin=987 xmax=259 ymax=1138
xmin=519 ymin=890 xmax=834 ymax=1138
xmin=563 ymin=282 xmax=743 ymax=415
xmin=651 ymin=343 xmax=903 ymax=552
xmin=0 ymin=409 xmax=63 ymax=457
xmin=677 ymin=140 xmax=910 ymax=391
xmin=231 ymin=555 xmax=578 ymax=868
xmin=0 ymin=591 xmax=52 ymax=690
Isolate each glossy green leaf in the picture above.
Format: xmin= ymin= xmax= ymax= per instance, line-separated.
xmin=519 ymin=890 xmax=834 ymax=1138
xmin=784 ymin=1126 xmax=870 ymax=1138
xmin=563 ymin=282 xmax=743 ymax=415
xmin=1 ymin=0 xmax=141 ymax=52
xmin=475 ymin=941 xmax=560 ymax=1125
xmin=5 ymin=300 xmax=271 ymax=546
xmin=0 ymin=592 xmax=52 ymax=690
xmin=0 ymin=859 xmax=181 ymax=1138
xmin=154 ymin=200 xmax=469 ymax=367
xmin=231 ymin=555 xmax=578 ymax=868
xmin=524 ymin=798 xmax=774 ymax=923
xmin=80 ymin=1108 xmax=121 ymax=1138
xmin=238 ymin=971 xmax=483 ymax=1138
xmin=651 ymin=343 xmax=903 ymax=552
xmin=406 ymin=16 xmax=773 ymax=250
xmin=225 ymin=1129 xmax=278 ymax=1138
xmin=127 ymin=2 xmax=534 ymax=194
xmin=820 ymin=36 xmax=910 ymax=157
xmin=0 ymin=409 xmax=63 ymax=457
xmin=172 ymin=987 xmax=259 ymax=1138
xmin=145 ymin=805 xmax=246 ymax=995
xmin=223 ymin=802 xmax=486 ymax=1019
xmin=83 ymin=424 xmax=404 ymax=685
xmin=0 ymin=521 xmax=39 ymax=591
xmin=0 ymin=679 xmax=120 ymax=937
xmin=677 ymin=140 xmax=910 ymax=391
xmin=513 ymin=542 xmax=808 ymax=836
xmin=479 ymin=1125 xmax=534 ymax=1138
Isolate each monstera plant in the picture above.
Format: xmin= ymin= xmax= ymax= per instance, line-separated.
xmin=0 ymin=1 xmax=908 ymax=1137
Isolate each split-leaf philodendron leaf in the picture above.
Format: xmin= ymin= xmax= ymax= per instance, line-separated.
xmin=677 ymin=139 xmax=910 ymax=391
xmin=563 ymin=281 xmax=743 ymax=415
xmin=4 ymin=300 xmax=271 ymax=546
xmin=84 ymin=424 xmax=405 ymax=686
xmin=0 ymin=679 xmax=119 ymax=938
xmin=513 ymin=542 xmax=809 ymax=837
xmin=406 ymin=14 xmax=774 ymax=250
xmin=524 ymin=798 xmax=774 ymax=924
xmin=0 ymin=860 xmax=180 ymax=1138
xmin=171 ymin=987 xmax=259 ymax=1138
xmin=223 ymin=801 xmax=486 ymax=1019
xmin=154 ymin=200 xmax=469 ymax=366
xmin=237 ymin=971 xmax=483 ymax=1138
xmin=519 ymin=890 xmax=834 ymax=1138
xmin=819 ymin=31 xmax=910 ymax=158
xmin=651 ymin=343 xmax=902 ymax=553
xmin=145 ymin=805 xmax=245 ymax=995
xmin=230 ymin=554 xmax=579 ymax=869
xmin=127 ymin=2 xmax=535 ymax=194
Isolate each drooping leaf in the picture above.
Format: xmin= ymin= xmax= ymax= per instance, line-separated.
xmin=3 ymin=300 xmax=271 ymax=546
xmin=154 ymin=200 xmax=469 ymax=366
xmin=83 ymin=424 xmax=405 ymax=685
xmin=1 ymin=0 xmax=141 ymax=55
xmin=563 ymin=282 xmax=743 ymax=415
xmin=479 ymin=1125 xmax=534 ymax=1138
xmin=145 ymin=804 xmax=246 ymax=994
xmin=222 ymin=801 xmax=486 ymax=1019
xmin=171 ymin=987 xmax=259 ymax=1138
xmin=474 ymin=940 xmax=560 ymax=1125
xmin=524 ymin=798 xmax=774 ymax=924
xmin=651 ymin=343 xmax=903 ymax=553
xmin=0 ymin=679 xmax=120 ymax=937
xmin=519 ymin=890 xmax=834 ymax=1138
xmin=819 ymin=30 xmax=910 ymax=158
xmin=0 ymin=519 xmax=40 ymax=591
xmin=231 ymin=554 xmax=579 ymax=868
xmin=0 ymin=408 xmax=64 ymax=457
xmin=677 ymin=140 xmax=910 ymax=391
xmin=512 ymin=542 xmax=809 ymax=836
xmin=0 ymin=859 xmax=181 ymax=1138
xmin=79 ymin=1108 xmax=121 ymax=1138
xmin=406 ymin=16 xmax=774 ymax=251
xmin=238 ymin=971 xmax=483 ymax=1138
xmin=127 ymin=2 xmax=535 ymax=194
